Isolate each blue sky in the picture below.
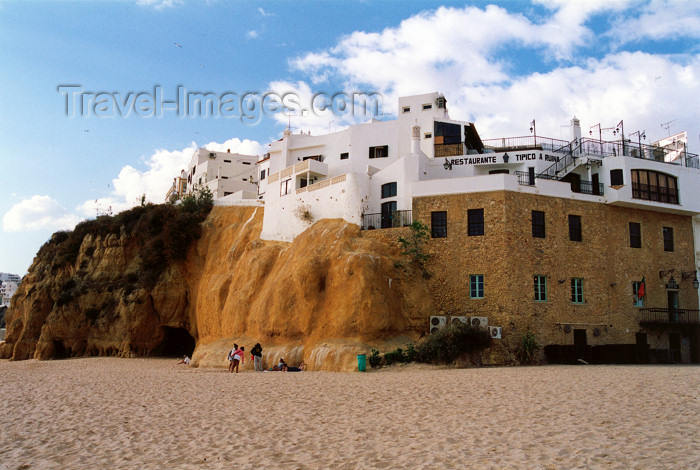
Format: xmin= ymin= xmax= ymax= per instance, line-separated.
xmin=2 ymin=0 xmax=700 ymax=275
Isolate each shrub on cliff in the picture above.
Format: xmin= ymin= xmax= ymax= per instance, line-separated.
xmin=39 ymin=194 xmax=212 ymax=292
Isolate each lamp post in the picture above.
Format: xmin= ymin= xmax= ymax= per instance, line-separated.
xmin=630 ymin=130 xmax=646 ymax=159
xmin=530 ymin=119 xmax=537 ymax=146
xmin=590 ymin=124 xmax=602 ymax=155
xmin=612 ymin=120 xmax=625 ymax=155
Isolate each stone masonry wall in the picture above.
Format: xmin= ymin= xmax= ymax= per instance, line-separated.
xmin=409 ymin=191 xmax=698 ymax=361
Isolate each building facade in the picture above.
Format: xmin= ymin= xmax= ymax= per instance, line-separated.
xmin=166 ymin=92 xmax=700 ymax=363
xmin=166 ymin=148 xmax=260 ymax=202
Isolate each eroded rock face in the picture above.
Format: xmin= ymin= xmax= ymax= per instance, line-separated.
xmin=1 ymin=206 xmax=435 ymax=370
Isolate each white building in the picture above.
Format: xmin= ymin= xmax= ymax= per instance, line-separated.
xmin=258 ymin=92 xmax=700 ymax=240
xmin=169 ymin=148 xmax=260 ymax=202
xmin=0 ymin=274 xmax=20 ymax=308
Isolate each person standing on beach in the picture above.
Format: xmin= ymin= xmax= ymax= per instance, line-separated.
xmin=251 ymin=343 xmax=263 ymax=372
xmin=231 ymin=346 xmax=245 ymax=373
xmin=228 ymin=343 xmax=238 ymax=373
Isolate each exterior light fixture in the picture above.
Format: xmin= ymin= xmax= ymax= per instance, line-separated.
xmin=666 ymin=277 xmax=679 ymax=290
xmin=530 ymin=119 xmax=536 ymax=145
xmin=682 ymin=270 xmax=699 ymax=289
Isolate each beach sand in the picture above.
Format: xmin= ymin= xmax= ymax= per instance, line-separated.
xmin=0 ymin=358 xmax=698 ymax=469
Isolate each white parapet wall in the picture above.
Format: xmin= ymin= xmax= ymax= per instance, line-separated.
xmin=260 ymin=173 xmax=370 ymax=242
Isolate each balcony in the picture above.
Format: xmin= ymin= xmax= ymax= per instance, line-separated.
xmin=362 ymin=210 xmax=412 ymax=230
xmin=639 ymin=308 xmax=700 ymax=326
xmin=514 ymin=171 xmax=604 ymax=196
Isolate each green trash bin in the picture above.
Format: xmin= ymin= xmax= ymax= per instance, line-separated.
xmin=357 ymin=354 xmax=367 ymax=372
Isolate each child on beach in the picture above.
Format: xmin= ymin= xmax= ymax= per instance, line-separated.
xmin=231 ymin=346 xmax=245 ymax=373
xmin=228 ymin=344 xmax=238 ymax=373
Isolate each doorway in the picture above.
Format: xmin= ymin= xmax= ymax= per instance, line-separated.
xmin=381 ymin=201 xmax=397 ymax=229
xmin=669 ymin=333 xmax=681 ymax=363
xmin=635 ymin=332 xmax=649 ymax=364
xmin=574 ymin=329 xmax=587 ymax=360
xmin=667 ymin=290 xmax=679 ymax=322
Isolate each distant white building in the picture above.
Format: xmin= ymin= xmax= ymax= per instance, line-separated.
xmin=0 ymin=273 xmax=20 ymax=308
xmin=166 ymin=148 xmax=260 ymax=202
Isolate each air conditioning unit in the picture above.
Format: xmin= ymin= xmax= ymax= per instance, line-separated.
xmin=470 ymin=316 xmax=488 ymax=328
xmin=430 ymin=316 xmax=447 ymax=334
xmin=488 ymin=326 xmax=502 ymax=339
xmin=451 ymin=316 xmax=469 ymax=326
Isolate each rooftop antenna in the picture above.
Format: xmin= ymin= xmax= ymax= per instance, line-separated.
xmin=660 ymin=119 xmax=676 ymax=137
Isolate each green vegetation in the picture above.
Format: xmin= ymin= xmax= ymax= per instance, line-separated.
xmin=517 ymin=330 xmax=540 ymax=364
xmin=38 ymin=186 xmax=213 ymax=306
xmin=398 ymin=221 xmax=430 ymax=268
xmin=369 ymin=323 xmax=491 ymax=368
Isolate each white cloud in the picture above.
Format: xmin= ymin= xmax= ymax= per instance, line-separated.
xmin=246 ymin=30 xmax=259 ymax=40
xmin=2 ymin=196 xmax=82 ymax=233
xmin=77 ymin=137 xmax=267 ymax=218
xmin=607 ymin=0 xmax=700 ymax=44
xmin=285 ymin=3 xmax=700 ymax=150
xmin=258 ymin=7 xmax=274 ymax=17
xmin=136 ymin=0 xmax=183 ymax=10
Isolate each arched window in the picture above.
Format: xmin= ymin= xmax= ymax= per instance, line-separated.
xmin=631 ymin=170 xmax=678 ymax=204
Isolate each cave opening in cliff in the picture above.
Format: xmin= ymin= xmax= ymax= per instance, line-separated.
xmin=153 ymin=327 xmax=195 ymax=357
xmin=53 ymin=340 xmax=68 ymax=359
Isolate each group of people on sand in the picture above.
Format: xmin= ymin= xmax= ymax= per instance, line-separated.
xmin=227 ymin=343 xmax=305 ymax=372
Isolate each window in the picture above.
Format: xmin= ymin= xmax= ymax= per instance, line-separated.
xmin=631 ymin=169 xmax=678 ymax=204
xmin=467 ymin=209 xmax=484 ymax=236
xmin=222 ymin=176 xmax=229 ymax=179
xmin=571 ymin=278 xmax=583 ymax=303
xmin=534 ymin=275 xmax=547 ymax=302
xmin=242 ymin=161 xmax=251 ymax=165
xmin=422 ymin=103 xmax=432 ymax=110
xmin=381 ymin=182 xmax=397 ymax=198
xmin=470 ymin=274 xmax=484 ymax=299
xmin=280 ymin=179 xmax=292 ymax=196
xmin=632 ymin=282 xmax=645 ymax=307
xmin=434 ymin=121 xmax=461 ymax=144
xmin=663 ymin=227 xmax=674 ymax=252
xmin=340 ymin=152 xmax=349 ymax=160
xmin=424 ymin=133 xmax=432 ymax=139
xmin=369 ymin=145 xmax=389 ymax=159
xmin=629 ymin=222 xmax=641 ymax=248
xmin=224 ymin=192 xmax=232 ymax=196
xmin=489 ymin=169 xmax=509 ymax=175
xmin=532 ymin=210 xmax=545 ymax=238
xmin=431 ymin=211 xmax=447 ymax=238
xmin=402 ymin=106 xmax=411 ymax=113
xmin=260 ymin=170 xmax=266 ymax=180
xmin=610 ymin=169 xmax=623 ymax=186
xmin=224 ymin=159 xmax=231 ymax=163
xmin=568 ymin=215 xmax=582 ymax=242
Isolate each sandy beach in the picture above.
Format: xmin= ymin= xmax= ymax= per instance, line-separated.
xmin=0 ymin=358 xmax=698 ymax=469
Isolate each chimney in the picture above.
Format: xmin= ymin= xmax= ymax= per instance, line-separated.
xmin=411 ymin=124 xmax=421 ymax=154
xmin=571 ymin=116 xmax=581 ymax=142
xmin=227 ymin=149 xmax=230 ymax=153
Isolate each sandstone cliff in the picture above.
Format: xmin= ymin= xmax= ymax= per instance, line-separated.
xmin=1 ymin=206 xmax=435 ymax=370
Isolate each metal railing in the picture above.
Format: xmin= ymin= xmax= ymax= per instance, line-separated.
xmin=362 ymin=210 xmax=412 ymax=230
xmin=484 ymin=135 xmax=699 ymax=169
xmin=482 ymin=136 xmax=570 ymax=153
xmin=515 ymin=171 xmax=604 ymax=195
xmin=578 ymin=179 xmax=605 ymax=196
xmin=631 ymin=183 xmax=679 ymax=204
xmin=639 ymin=308 xmax=700 ymax=325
